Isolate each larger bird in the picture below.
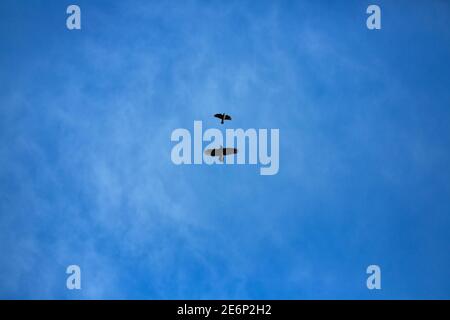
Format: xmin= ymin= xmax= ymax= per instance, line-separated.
xmin=214 ymin=113 xmax=232 ymax=124
xmin=204 ymin=146 xmax=238 ymax=162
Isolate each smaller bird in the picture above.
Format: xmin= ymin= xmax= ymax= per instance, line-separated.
xmin=214 ymin=113 xmax=232 ymax=124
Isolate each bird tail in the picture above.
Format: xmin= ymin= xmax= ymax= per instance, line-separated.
xmin=221 ymin=119 xmax=224 ymax=124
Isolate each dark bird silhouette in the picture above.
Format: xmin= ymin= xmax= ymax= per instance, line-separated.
xmin=214 ymin=113 xmax=232 ymax=124
xmin=205 ymin=146 xmax=238 ymax=162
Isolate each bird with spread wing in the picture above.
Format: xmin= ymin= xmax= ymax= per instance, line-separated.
xmin=204 ymin=146 xmax=238 ymax=162
xmin=214 ymin=113 xmax=232 ymax=124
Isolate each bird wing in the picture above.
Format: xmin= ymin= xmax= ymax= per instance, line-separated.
xmin=223 ymin=148 xmax=238 ymax=155
xmin=224 ymin=115 xmax=232 ymax=120
xmin=214 ymin=114 xmax=223 ymax=119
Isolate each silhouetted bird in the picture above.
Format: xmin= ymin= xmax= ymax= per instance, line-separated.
xmin=205 ymin=146 xmax=238 ymax=162
xmin=214 ymin=113 xmax=232 ymax=124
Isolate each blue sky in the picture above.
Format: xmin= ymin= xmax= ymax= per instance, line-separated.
xmin=1 ymin=0 xmax=450 ymax=299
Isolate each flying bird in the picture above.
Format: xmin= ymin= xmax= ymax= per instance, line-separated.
xmin=214 ymin=113 xmax=232 ymax=124
xmin=204 ymin=146 xmax=238 ymax=162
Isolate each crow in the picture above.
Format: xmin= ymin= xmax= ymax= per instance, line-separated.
xmin=214 ymin=113 xmax=232 ymax=124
